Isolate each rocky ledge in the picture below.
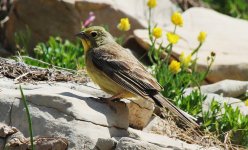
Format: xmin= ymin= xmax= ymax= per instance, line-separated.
xmin=0 ymin=77 xmax=209 ymax=150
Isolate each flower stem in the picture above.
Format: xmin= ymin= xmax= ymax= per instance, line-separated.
xmin=165 ymin=44 xmax=173 ymax=65
xmin=191 ymin=43 xmax=202 ymax=56
xmin=148 ymin=8 xmax=153 ymax=41
xmin=173 ymin=25 xmax=177 ymax=34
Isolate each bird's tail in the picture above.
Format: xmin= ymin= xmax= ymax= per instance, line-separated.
xmin=151 ymin=93 xmax=199 ymax=128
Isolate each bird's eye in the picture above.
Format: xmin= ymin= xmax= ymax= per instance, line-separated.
xmin=90 ymin=31 xmax=98 ymax=37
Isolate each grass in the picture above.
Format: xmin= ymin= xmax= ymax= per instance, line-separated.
xmin=203 ymin=0 xmax=248 ymax=20
xmin=32 ymin=37 xmax=84 ymax=70
xmin=19 ymin=85 xmax=34 ymax=150
xmin=15 ymin=28 xmax=84 ymax=70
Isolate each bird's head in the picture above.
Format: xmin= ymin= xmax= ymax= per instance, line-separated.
xmin=76 ymin=26 xmax=114 ymax=52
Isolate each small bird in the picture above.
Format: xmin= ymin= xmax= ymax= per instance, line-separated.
xmin=76 ymin=26 xmax=198 ymax=128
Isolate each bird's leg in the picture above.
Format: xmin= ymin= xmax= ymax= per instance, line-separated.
xmin=100 ymin=93 xmax=124 ymax=102
xmin=99 ymin=93 xmax=124 ymax=112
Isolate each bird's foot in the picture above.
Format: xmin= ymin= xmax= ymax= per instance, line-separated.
xmin=98 ymin=96 xmax=121 ymax=102
xmin=98 ymin=97 xmax=121 ymax=113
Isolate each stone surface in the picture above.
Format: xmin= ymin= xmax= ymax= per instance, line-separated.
xmin=143 ymin=116 xmax=176 ymax=137
xmin=127 ymin=128 xmax=203 ymax=150
xmin=0 ymin=79 xmax=129 ymax=149
xmin=126 ymin=97 xmax=154 ymax=129
xmin=5 ymin=130 xmax=27 ymax=149
xmin=0 ymin=123 xmax=68 ymax=150
xmin=0 ymin=77 xmax=204 ymax=149
xmin=134 ymin=7 xmax=248 ymax=82
xmin=0 ymin=123 xmax=18 ymax=137
xmin=200 ymin=79 xmax=248 ymax=97
xmin=95 ymin=138 xmax=117 ymax=150
xmin=4 ymin=0 xmax=178 ymax=54
xmin=115 ymin=137 xmax=167 ymax=150
xmin=31 ymin=137 xmax=68 ymax=150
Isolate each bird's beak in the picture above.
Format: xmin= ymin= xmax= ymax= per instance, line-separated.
xmin=75 ymin=31 xmax=86 ymax=39
xmin=76 ymin=31 xmax=91 ymax=52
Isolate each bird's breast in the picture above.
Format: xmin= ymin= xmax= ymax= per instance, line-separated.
xmin=85 ymin=53 xmax=134 ymax=97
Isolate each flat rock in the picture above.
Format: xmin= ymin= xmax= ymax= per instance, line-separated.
xmin=0 ymin=78 xmax=129 ymax=149
xmin=127 ymin=128 xmax=203 ymax=150
xmin=115 ymin=137 xmax=168 ymax=150
xmin=200 ymin=79 xmax=248 ymax=98
xmin=134 ymin=7 xmax=248 ymax=82
xmin=0 ymin=77 xmax=205 ymax=149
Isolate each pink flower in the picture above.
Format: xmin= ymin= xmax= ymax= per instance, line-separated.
xmin=82 ymin=12 xmax=96 ymax=28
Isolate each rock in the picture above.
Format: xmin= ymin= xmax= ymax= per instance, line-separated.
xmin=134 ymin=7 xmax=248 ymax=82
xmin=4 ymin=0 xmax=178 ymax=54
xmin=143 ymin=116 xmax=176 ymax=137
xmin=4 ymin=130 xmax=68 ymax=150
xmin=200 ymin=80 xmax=248 ymax=98
xmin=95 ymin=137 xmax=117 ymax=150
xmin=0 ymin=78 xmax=129 ymax=149
xmin=0 ymin=76 xmax=209 ymax=149
xmin=126 ymin=98 xmax=154 ymax=130
xmin=127 ymin=128 xmax=203 ymax=150
xmin=115 ymin=137 xmax=166 ymax=150
xmin=31 ymin=137 xmax=68 ymax=150
xmin=5 ymin=0 xmax=80 ymax=55
xmin=5 ymin=130 xmax=28 ymax=149
xmin=0 ymin=123 xmax=18 ymax=137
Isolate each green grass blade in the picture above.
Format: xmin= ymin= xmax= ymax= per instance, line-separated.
xmin=19 ymin=85 xmax=34 ymax=150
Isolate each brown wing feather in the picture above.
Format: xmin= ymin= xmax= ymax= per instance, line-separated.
xmin=90 ymin=43 xmax=162 ymax=98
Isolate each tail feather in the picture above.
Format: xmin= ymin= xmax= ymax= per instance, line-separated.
xmin=151 ymin=93 xmax=199 ymax=128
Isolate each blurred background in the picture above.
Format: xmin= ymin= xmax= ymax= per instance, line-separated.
xmin=0 ymin=0 xmax=248 ymax=82
xmin=1 ymin=0 xmax=248 ymax=51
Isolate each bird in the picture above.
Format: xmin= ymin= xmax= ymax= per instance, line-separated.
xmin=76 ymin=26 xmax=199 ymax=128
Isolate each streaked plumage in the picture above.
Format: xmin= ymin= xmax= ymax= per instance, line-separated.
xmin=76 ymin=26 xmax=199 ymax=128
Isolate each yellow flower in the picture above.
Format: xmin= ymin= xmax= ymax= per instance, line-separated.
xmin=169 ymin=60 xmax=181 ymax=74
xmin=198 ymin=31 xmax=207 ymax=43
xmin=245 ymin=99 xmax=248 ymax=106
xmin=152 ymin=27 xmax=162 ymax=39
xmin=117 ymin=18 xmax=131 ymax=31
xmin=179 ymin=52 xmax=192 ymax=68
xmin=171 ymin=12 xmax=183 ymax=27
xmin=147 ymin=0 xmax=157 ymax=8
xmin=166 ymin=32 xmax=179 ymax=44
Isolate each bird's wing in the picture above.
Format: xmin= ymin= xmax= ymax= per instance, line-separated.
xmin=90 ymin=44 xmax=162 ymax=98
